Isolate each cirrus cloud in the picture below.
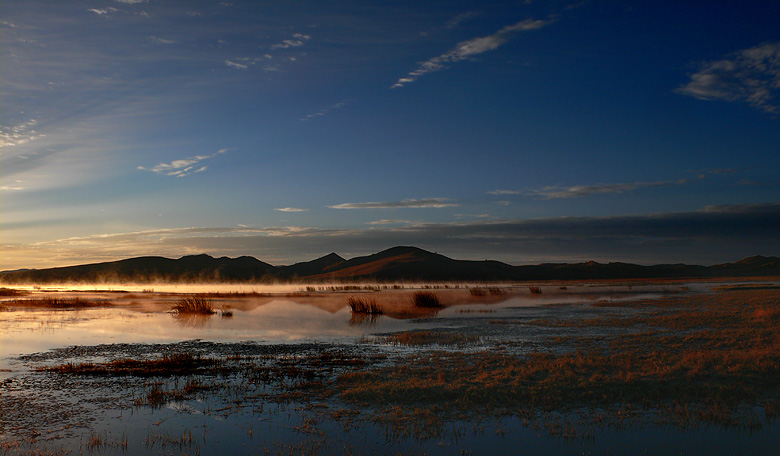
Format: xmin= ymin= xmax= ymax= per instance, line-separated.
xmin=328 ymin=198 xmax=459 ymax=209
xmin=677 ymin=41 xmax=780 ymax=114
xmin=138 ymin=149 xmax=227 ymax=178
xmin=392 ymin=18 xmax=553 ymax=88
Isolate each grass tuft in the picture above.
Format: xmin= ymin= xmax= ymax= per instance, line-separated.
xmin=171 ymin=295 xmax=215 ymax=315
xmin=411 ymin=291 xmax=441 ymax=308
xmin=347 ymin=296 xmax=383 ymax=314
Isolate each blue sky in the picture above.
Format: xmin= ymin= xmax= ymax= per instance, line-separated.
xmin=2 ymin=0 xmax=779 ymax=269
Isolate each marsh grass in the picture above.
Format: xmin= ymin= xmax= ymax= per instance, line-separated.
xmin=469 ymin=288 xmax=487 ymax=296
xmin=171 ymin=295 xmax=215 ymax=315
xmin=4 ymin=296 xmax=111 ymax=308
xmin=411 ymin=291 xmax=441 ymax=308
xmin=386 ymin=331 xmax=479 ymax=346
xmin=46 ymin=353 xmax=221 ymax=377
xmin=0 ymin=287 xmax=28 ymax=297
xmin=347 ymin=296 xmax=382 ymax=314
xmin=336 ymin=289 xmax=780 ymax=427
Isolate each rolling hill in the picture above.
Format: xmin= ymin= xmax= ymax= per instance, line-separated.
xmin=0 ymin=246 xmax=778 ymax=284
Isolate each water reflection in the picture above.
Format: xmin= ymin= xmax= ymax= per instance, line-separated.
xmin=349 ymin=313 xmax=381 ymax=326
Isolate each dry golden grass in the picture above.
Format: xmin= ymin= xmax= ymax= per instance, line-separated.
xmin=336 ymin=289 xmax=780 ymax=424
xmin=45 ymin=353 xmax=221 ymax=377
xmin=411 ymin=291 xmax=441 ymax=308
xmin=347 ymin=296 xmax=383 ymax=314
xmin=2 ymin=296 xmax=111 ymax=308
xmin=171 ymin=295 xmax=215 ymax=315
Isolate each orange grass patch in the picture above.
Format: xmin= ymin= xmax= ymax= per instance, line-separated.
xmin=337 ymin=289 xmax=780 ymax=418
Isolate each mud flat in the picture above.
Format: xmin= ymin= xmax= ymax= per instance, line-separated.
xmin=2 ymin=281 xmax=780 ymax=455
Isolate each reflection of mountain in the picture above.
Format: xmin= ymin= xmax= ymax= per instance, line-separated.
xmin=2 ymin=246 xmax=779 ymax=283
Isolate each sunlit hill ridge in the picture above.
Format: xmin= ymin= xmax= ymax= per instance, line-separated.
xmin=1 ymin=246 xmax=779 ymax=284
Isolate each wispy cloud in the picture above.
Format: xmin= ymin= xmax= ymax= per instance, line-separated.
xmin=150 ymin=36 xmax=176 ymax=45
xmin=366 ymin=219 xmax=418 ymax=225
xmin=88 ymin=7 xmax=118 ymax=16
xmin=491 ymin=179 xmax=689 ymax=199
xmin=138 ymin=149 xmax=227 ymax=177
xmin=0 ymin=183 xmax=24 ymax=191
xmin=677 ymin=41 xmax=780 ymax=114
xmin=328 ymin=198 xmax=459 ymax=209
xmin=271 ymin=33 xmax=310 ymax=50
xmin=392 ymin=18 xmax=553 ymax=88
xmin=224 ymin=59 xmax=248 ymax=70
xmin=274 ymin=207 xmax=309 ymax=212
xmin=446 ymin=11 xmax=480 ymax=29
xmin=0 ymin=119 xmax=45 ymax=147
xmin=116 ymin=0 xmax=148 ymax=3
xmin=300 ymin=100 xmax=350 ymax=122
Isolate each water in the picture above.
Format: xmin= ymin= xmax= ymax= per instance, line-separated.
xmin=2 ymin=282 xmax=779 ymax=455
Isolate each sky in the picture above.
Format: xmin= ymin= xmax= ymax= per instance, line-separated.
xmin=1 ymin=0 xmax=779 ymax=270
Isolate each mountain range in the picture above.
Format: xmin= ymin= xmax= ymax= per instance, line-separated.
xmin=1 ymin=246 xmax=779 ymax=284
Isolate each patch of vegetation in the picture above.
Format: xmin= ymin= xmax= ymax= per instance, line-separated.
xmin=385 ymin=331 xmax=479 ymax=346
xmin=45 ymin=353 xmax=222 ymax=377
xmin=347 ymin=296 xmax=382 ymax=314
xmin=528 ymin=286 xmax=542 ymax=294
xmin=411 ymin=291 xmax=441 ymax=308
xmin=335 ymin=289 xmax=780 ymax=427
xmin=0 ymin=287 xmax=28 ymax=297
xmin=171 ymin=295 xmax=215 ymax=315
xmin=3 ymin=296 xmax=111 ymax=308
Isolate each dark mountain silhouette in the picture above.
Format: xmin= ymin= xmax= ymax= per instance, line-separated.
xmin=277 ymin=252 xmax=346 ymax=278
xmin=0 ymin=254 xmax=276 ymax=283
xmin=0 ymin=247 xmax=778 ymax=284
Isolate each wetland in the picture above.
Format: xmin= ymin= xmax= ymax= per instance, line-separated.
xmin=2 ymin=280 xmax=780 ymax=455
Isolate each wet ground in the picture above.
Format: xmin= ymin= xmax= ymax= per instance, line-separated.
xmin=2 ymin=281 xmax=780 ymax=455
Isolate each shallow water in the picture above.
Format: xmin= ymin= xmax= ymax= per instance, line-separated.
xmin=3 ymin=281 xmax=779 ymax=455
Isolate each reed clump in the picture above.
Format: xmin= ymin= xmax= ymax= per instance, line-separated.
xmin=171 ymin=295 xmax=215 ymax=315
xmin=411 ymin=291 xmax=441 ymax=308
xmin=347 ymin=296 xmax=383 ymax=314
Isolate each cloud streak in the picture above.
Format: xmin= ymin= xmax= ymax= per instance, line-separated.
xmin=392 ymin=18 xmax=553 ymax=88
xmin=300 ymin=100 xmax=350 ymax=122
xmin=138 ymin=149 xmax=227 ymax=178
xmin=677 ymin=41 xmax=780 ymax=114
xmin=271 ymin=33 xmax=310 ymax=50
xmin=274 ymin=207 xmax=309 ymax=212
xmin=490 ymin=179 xmax=689 ymax=199
xmin=328 ymin=198 xmax=459 ymax=209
